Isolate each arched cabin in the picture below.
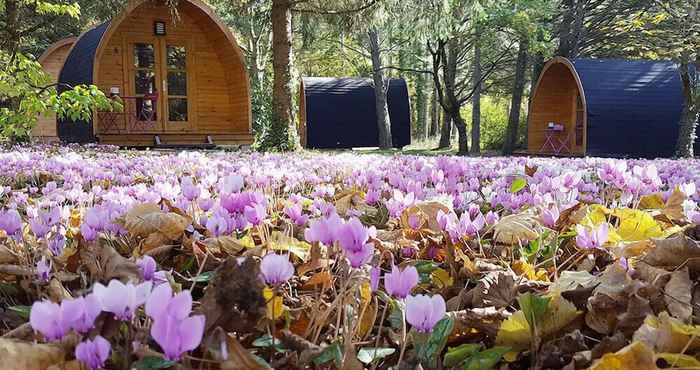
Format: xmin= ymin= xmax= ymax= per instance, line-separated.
xmin=34 ymin=37 xmax=77 ymax=143
xmin=298 ymin=77 xmax=412 ymax=149
xmin=527 ymin=57 xmax=697 ymax=158
xmin=57 ymin=0 xmax=252 ymax=147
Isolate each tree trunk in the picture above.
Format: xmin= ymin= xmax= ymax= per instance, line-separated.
xmin=503 ymin=37 xmax=529 ymax=155
xmin=675 ymin=60 xmax=699 ymax=158
xmin=470 ymin=41 xmax=482 ymax=155
xmin=439 ymin=108 xmax=452 ymax=149
xmin=268 ymin=0 xmax=294 ymax=150
xmin=2 ymin=0 xmax=20 ymax=54
xmin=526 ymin=52 xmax=546 ymax=148
xmin=415 ymin=60 xmax=429 ymax=141
xmin=368 ymin=27 xmax=393 ymax=149
xmin=557 ymin=0 xmax=575 ymax=57
xmin=570 ymin=0 xmax=585 ymax=58
xmin=444 ymin=39 xmax=468 ymax=154
xmin=430 ymin=86 xmax=439 ymax=137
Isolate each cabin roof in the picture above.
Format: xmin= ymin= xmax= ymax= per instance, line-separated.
xmin=301 ymin=77 xmax=411 ymax=149
xmin=570 ymin=58 xmax=687 ymax=157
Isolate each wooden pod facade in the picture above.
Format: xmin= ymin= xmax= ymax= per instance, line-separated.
xmin=298 ymin=77 xmax=412 ymax=149
xmin=528 ymin=57 xmax=690 ymax=158
xmin=34 ymin=37 xmax=76 ymax=142
xmin=58 ymin=0 xmax=252 ymax=147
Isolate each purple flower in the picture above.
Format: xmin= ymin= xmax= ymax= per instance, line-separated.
xmin=575 ymin=223 xmax=609 ymax=249
xmin=244 ymin=204 xmax=267 ymax=226
xmin=485 ymin=210 xmax=499 ymax=225
xmin=75 ymin=335 xmax=110 ymax=370
xmin=181 ymin=177 xmax=201 ymax=201
xmin=29 ymin=217 xmax=51 ymax=238
xmin=93 ymin=280 xmax=152 ymax=320
xmin=260 ymin=253 xmax=294 ymax=285
xmin=284 ymin=203 xmax=309 ymax=227
xmin=405 ymin=294 xmax=446 ymax=333
xmin=30 ymin=299 xmax=81 ymax=341
xmin=36 ymin=256 xmax=51 ymax=283
xmin=137 ymin=255 xmax=157 ymax=281
xmin=0 ymin=209 xmax=22 ymax=238
xmin=408 ymin=214 xmax=422 ymax=229
xmin=65 ymin=293 xmax=102 ymax=333
xmin=384 ymin=264 xmax=419 ymax=299
xmin=370 ymin=266 xmax=380 ymax=292
xmin=541 ymin=206 xmax=560 ymax=228
xmin=337 ymin=218 xmax=376 ymax=268
xmin=48 ymin=234 xmax=66 ymax=256
xmin=304 ymin=214 xmax=342 ymax=246
xmin=146 ymin=284 xmax=205 ymax=361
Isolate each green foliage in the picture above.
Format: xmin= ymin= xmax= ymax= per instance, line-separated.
xmin=461 ymin=96 xmax=526 ymax=151
xmin=0 ymin=51 xmax=119 ymax=142
xmin=415 ymin=316 xmax=455 ymax=367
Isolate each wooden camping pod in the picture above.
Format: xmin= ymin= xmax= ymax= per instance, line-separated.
xmin=527 ymin=57 xmax=690 ymax=158
xmin=58 ymin=0 xmax=252 ymax=147
xmin=34 ymin=37 xmax=77 ymax=142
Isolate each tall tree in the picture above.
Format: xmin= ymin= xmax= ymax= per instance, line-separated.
xmin=503 ymin=37 xmax=528 ymax=154
xmin=258 ymin=0 xmax=378 ymax=151
xmin=367 ymin=27 xmax=392 ymax=148
xmin=470 ymin=39 xmax=482 ymax=154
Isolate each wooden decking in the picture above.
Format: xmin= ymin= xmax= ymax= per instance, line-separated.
xmin=97 ymin=133 xmax=253 ymax=147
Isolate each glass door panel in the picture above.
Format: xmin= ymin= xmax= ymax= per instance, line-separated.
xmin=133 ymin=43 xmax=158 ymax=123
xmin=164 ymin=44 xmax=190 ymax=127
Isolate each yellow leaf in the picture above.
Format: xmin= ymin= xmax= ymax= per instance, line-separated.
xmin=431 ymin=268 xmax=454 ymax=288
xmin=267 ymin=232 xmax=310 ymax=261
xmin=69 ymin=209 xmax=81 ymax=228
xmin=496 ymin=294 xmax=580 ymax=353
xmin=359 ymin=281 xmax=372 ymax=306
xmin=655 ymin=353 xmax=700 ymax=368
xmin=495 ymin=311 xmax=531 ymax=352
xmin=263 ymin=287 xmax=284 ymax=320
xmin=582 ymin=204 xmax=611 ymax=226
xmin=512 ymin=260 xmax=549 ymax=282
xmin=454 ymin=247 xmax=478 ymax=275
xmin=587 ymin=341 xmax=658 ymax=370
xmin=613 ymin=208 xmax=663 ymax=242
xmin=638 ymin=194 xmax=665 ymax=209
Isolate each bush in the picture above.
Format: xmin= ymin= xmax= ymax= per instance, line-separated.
xmin=461 ymin=95 xmax=527 ymax=151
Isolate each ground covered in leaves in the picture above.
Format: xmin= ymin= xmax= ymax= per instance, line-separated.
xmin=0 ymin=145 xmax=699 ymax=370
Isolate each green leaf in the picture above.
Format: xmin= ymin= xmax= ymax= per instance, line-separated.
xmin=510 ymin=178 xmax=527 ymax=193
xmin=416 ymin=317 xmax=454 ymax=365
xmin=186 ymin=271 xmax=214 ymax=283
xmin=388 ymin=299 xmax=405 ymax=330
xmin=8 ymin=305 xmax=31 ymax=320
xmin=131 ymin=356 xmax=177 ymax=370
xmin=444 ymin=344 xmax=482 ymax=367
xmin=313 ymin=341 xmax=343 ymax=367
xmin=252 ymin=334 xmax=287 ymax=352
xmin=357 ymin=347 xmax=396 ymax=364
xmin=461 ymin=347 xmax=510 ymax=370
xmin=517 ymin=293 xmax=550 ymax=330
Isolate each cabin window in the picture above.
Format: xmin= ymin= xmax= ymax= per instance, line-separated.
xmin=166 ymin=45 xmax=188 ymax=122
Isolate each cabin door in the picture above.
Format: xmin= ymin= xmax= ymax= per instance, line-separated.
xmin=126 ymin=37 xmax=193 ymax=133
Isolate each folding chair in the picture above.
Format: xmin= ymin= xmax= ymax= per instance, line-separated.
xmin=555 ymin=130 xmax=574 ymax=155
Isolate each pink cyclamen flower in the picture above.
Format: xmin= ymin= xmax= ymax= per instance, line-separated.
xmin=384 ymin=264 xmax=419 ymax=299
xmin=304 ymin=214 xmax=342 ymax=246
xmin=485 ymin=210 xmax=500 ymax=225
xmin=405 ymin=294 xmax=447 ymax=333
xmin=181 ymin=177 xmax=201 ymax=201
xmin=260 ymin=253 xmax=294 ymax=285
xmin=0 ymin=209 xmax=22 ymax=238
xmin=244 ymin=204 xmax=267 ymax=226
xmin=66 ymin=293 xmax=102 ymax=333
xmin=137 ymin=255 xmax=157 ymax=281
xmin=75 ymin=335 xmax=111 ymax=370
xmin=575 ymin=223 xmax=609 ymax=249
xmin=146 ymin=284 xmax=205 ymax=361
xmin=541 ymin=206 xmax=560 ymax=228
xmin=337 ymin=218 xmax=375 ymax=268
xmin=30 ymin=299 xmax=81 ymax=341
xmin=284 ymin=203 xmax=309 ymax=227
xmin=36 ymin=256 xmax=51 ymax=283
xmin=93 ymin=280 xmax=152 ymax=320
